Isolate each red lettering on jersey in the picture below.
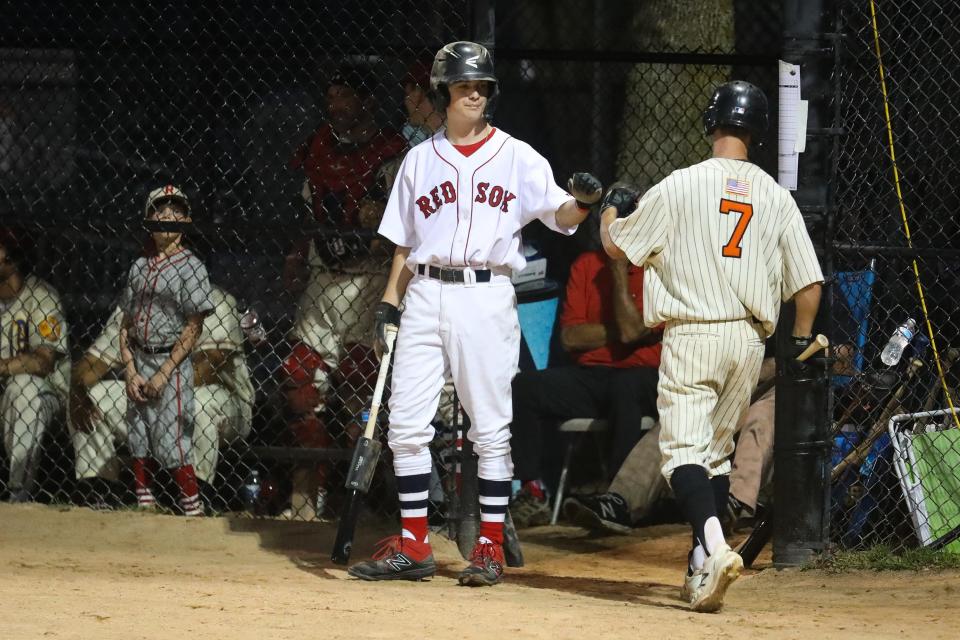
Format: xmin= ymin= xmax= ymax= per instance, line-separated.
xmin=500 ymin=192 xmax=516 ymax=213
xmin=475 ymin=182 xmax=489 ymax=203
xmin=488 ymin=186 xmax=504 ymax=208
xmin=416 ymin=196 xmax=436 ymax=218
xmin=440 ymin=181 xmax=457 ymax=203
xmin=430 ymin=187 xmax=442 ymax=210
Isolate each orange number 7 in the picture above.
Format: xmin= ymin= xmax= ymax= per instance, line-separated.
xmin=719 ymin=199 xmax=753 ymax=258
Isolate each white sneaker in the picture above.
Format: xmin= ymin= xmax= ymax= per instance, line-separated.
xmin=690 ymin=544 xmax=743 ymax=612
xmin=680 ymin=569 xmax=703 ymax=603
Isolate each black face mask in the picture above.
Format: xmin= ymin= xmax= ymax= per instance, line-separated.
xmin=143 ymin=219 xmax=191 ymax=233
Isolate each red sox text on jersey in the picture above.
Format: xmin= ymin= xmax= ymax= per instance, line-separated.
xmin=415 ymin=181 xmax=517 ymax=218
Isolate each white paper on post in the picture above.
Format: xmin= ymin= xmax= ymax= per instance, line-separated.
xmin=778 ymin=60 xmax=802 ymax=190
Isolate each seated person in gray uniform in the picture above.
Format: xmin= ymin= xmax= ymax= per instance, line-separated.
xmin=118 ymin=185 xmax=215 ymax=516
xmin=69 ymin=286 xmax=255 ymax=507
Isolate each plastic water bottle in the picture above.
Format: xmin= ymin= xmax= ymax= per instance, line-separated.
xmin=880 ymin=318 xmax=917 ymax=366
xmin=242 ymin=469 xmax=261 ymax=513
xmin=240 ymin=309 xmax=266 ymax=344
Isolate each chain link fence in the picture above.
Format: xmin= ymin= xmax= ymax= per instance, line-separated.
xmin=0 ymin=0 xmax=471 ymax=522
xmin=0 ymin=1 xmax=798 ymax=533
xmin=830 ymin=0 xmax=960 ymax=553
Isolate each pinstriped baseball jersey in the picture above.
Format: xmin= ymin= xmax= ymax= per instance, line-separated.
xmin=609 ymin=158 xmax=823 ymax=335
xmin=120 ymin=248 xmax=214 ymax=347
xmin=91 ymin=288 xmax=254 ymax=406
xmin=378 ymin=128 xmax=575 ymax=272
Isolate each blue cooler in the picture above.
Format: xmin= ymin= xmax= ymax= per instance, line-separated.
xmin=515 ymin=279 xmax=560 ymax=371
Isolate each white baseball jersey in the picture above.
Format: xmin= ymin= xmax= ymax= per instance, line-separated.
xmin=378 ymin=128 xmax=575 ymax=271
xmin=609 ymin=158 xmax=824 ymax=336
xmin=0 ymin=274 xmax=69 ymax=397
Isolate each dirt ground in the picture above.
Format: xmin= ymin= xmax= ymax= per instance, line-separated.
xmin=1 ymin=504 xmax=957 ymax=640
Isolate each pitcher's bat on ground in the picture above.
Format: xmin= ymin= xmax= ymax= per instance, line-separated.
xmin=830 ymin=358 xmax=923 ymax=483
xmin=331 ymin=326 xmax=398 ymax=565
xmin=737 ymin=334 xmax=828 ymax=567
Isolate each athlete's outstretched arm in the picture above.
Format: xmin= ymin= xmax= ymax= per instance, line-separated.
xmin=791 ymin=282 xmax=822 ymax=337
xmin=600 ymin=207 xmax=627 ymax=260
xmin=555 ymin=199 xmax=592 ymax=229
xmin=381 ymin=246 xmax=414 ymax=306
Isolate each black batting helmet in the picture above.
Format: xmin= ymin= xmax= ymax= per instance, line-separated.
xmin=702 ymin=80 xmax=769 ymax=139
xmin=430 ymin=41 xmax=498 ymax=117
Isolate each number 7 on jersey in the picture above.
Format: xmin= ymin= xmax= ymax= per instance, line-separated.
xmin=719 ymin=198 xmax=753 ymax=258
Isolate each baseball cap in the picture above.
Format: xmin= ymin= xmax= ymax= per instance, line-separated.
xmin=328 ymin=63 xmax=376 ymax=98
xmin=144 ymin=184 xmax=190 ymax=216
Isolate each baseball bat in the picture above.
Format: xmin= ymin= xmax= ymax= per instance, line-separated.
xmin=331 ymin=326 xmax=398 ymax=565
xmin=455 ymin=393 xmax=481 ymax=561
xmin=737 ymin=334 xmax=829 ymax=567
xmin=920 ymin=348 xmax=959 ymax=414
xmin=751 ymin=335 xmax=830 ymax=402
xmin=830 ymin=358 xmax=923 ymax=482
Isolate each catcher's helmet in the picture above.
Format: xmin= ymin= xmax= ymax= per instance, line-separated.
xmin=430 ymin=41 xmax=498 ymax=117
xmin=702 ymin=81 xmax=769 ymax=139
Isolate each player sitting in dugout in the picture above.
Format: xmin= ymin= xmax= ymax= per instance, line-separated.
xmin=0 ymin=229 xmax=70 ymax=503
xmin=509 ymin=191 xmax=661 ymax=528
xmin=69 ymin=285 xmax=256 ymax=511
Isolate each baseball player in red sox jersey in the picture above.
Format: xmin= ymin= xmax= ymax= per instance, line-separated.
xmin=601 ymin=81 xmax=824 ymax=611
xmin=348 ymin=41 xmax=603 ymax=585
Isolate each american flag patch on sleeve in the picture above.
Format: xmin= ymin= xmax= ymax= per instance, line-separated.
xmin=724 ymin=177 xmax=751 ymax=197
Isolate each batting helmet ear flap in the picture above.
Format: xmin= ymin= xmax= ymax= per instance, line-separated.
xmin=430 ymin=84 xmax=451 ymax=113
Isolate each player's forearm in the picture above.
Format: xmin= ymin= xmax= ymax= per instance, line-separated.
xmin=792 ymin=282 xmax=822 ymax=337
xmin=600 ymin=208 xmax=627 ymax=260
xmin=381 ymin=246 xmax=414 ymax=307
xmin=159 ymin=317 xmax=203 ymax=378
xmin=561 ymin=323 xmax=609 ymax=352
xmin=609 ymin=263 xmax=651 ymax=344
xmin=554 ymin=199 xmax=590 ymax=229
xmin=119 ymin=318 xmax=137 ymax=377
xmin=0 ymin=351 xmax=56 ymax=377
xmin=71 ymin=353 xmax=112 ymax=390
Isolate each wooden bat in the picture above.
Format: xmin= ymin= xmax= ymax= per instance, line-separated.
xmin=750 ymin=334 xmax=829 ymax=404
xmin=830 ymin=358 xmax=924 ymax=482
xmin=331 ymin=326 xmax=398 ymax=565
xmin=920 ymin=348 xmax=960 ymax=414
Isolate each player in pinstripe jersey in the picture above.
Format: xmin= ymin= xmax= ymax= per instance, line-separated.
xmin=600 ymin=81 xmax=824 ymax=611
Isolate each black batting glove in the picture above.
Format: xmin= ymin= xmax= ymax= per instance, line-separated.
xmin=782 ymin=335 xmax=814 ymax=378
xmin=568 ymin=172 xmax=603 ymax=210
xmin=599 ymin=184 xmax=641 ymax=219
xmin=374 ymin=302 xmax=402 ymax=359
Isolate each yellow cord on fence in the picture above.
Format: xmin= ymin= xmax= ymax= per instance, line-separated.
xmin=869 ymin=0 xmax=960 ymax=429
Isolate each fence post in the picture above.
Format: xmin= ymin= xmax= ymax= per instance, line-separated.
xmin=773 ymin=0 xmax=838 ymax=568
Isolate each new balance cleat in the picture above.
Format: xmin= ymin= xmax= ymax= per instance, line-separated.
xmin=563 ymin=492 xmax=632 ymax=534
xmin=457 ymin=541 xmax=505 ymax=586
xmin=690 ymin=544 xmax=743 ymax=612
xmin=348 ymin=536 xmax=437 ymax=582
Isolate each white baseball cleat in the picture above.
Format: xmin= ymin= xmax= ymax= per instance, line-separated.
xmin=680 ymin=569 xmax=703 ymax=603
xmin=690 ymin=544 xmax=743 ymax=612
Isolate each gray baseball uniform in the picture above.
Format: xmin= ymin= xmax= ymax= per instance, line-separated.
xmin=120 ymin=248 xmax=213 ymax=469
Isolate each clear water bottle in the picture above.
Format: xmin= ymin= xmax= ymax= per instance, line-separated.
xmin=240 ymin=309 xmax=266 ymax=344
xmin=880 ymin=318 xmax=917 ymax=366
xmin=242 ymin=469 xmax=261 ymax=513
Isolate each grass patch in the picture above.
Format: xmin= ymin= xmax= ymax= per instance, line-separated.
xmin=812 ymin=545 xmax=960 ymax=573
